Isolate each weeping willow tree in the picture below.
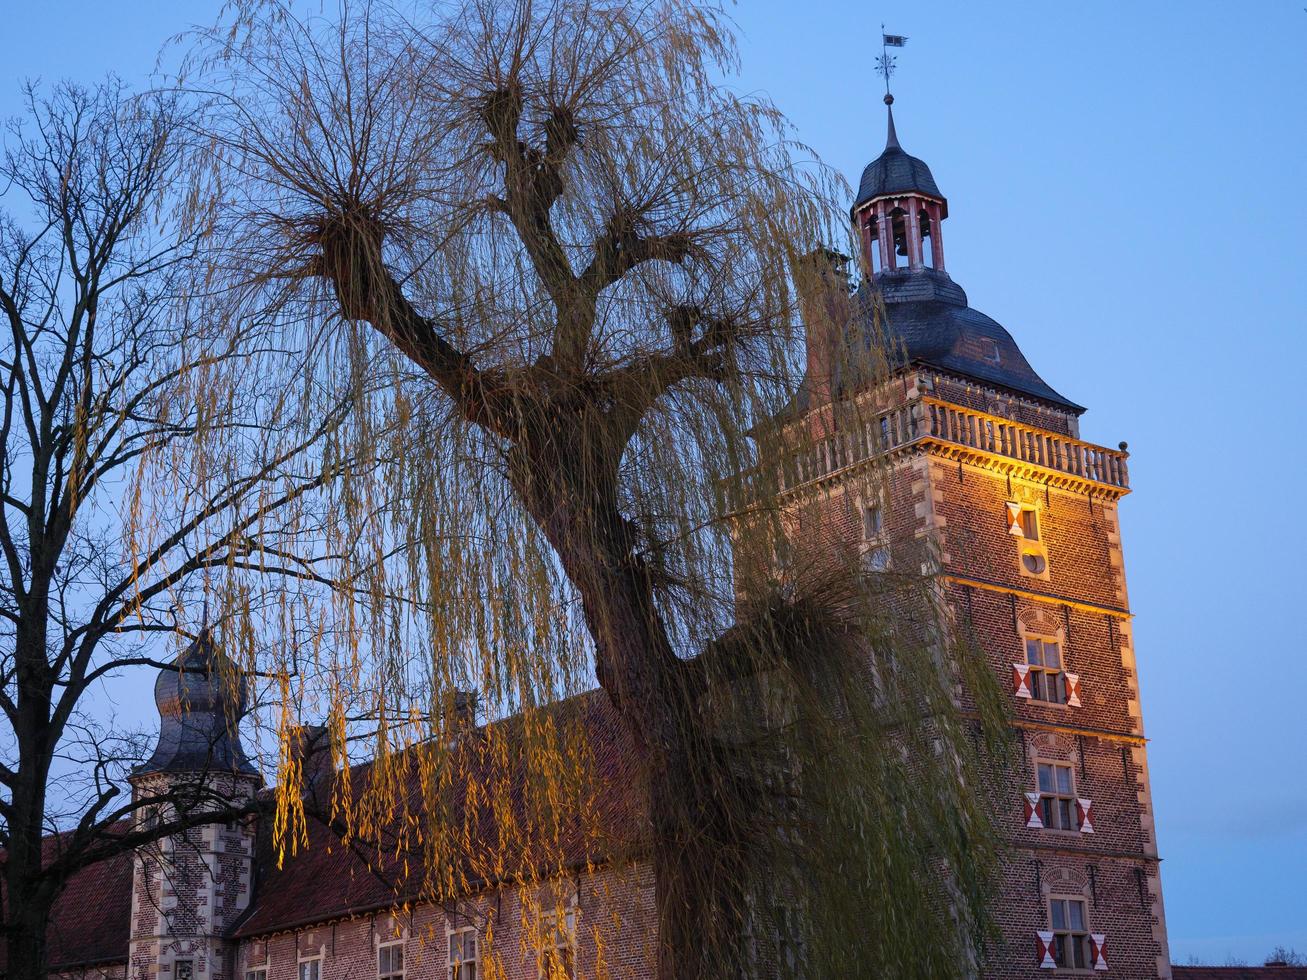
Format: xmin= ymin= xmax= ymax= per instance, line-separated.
xmin=182 ymin=1 xmax=1011 ymax=975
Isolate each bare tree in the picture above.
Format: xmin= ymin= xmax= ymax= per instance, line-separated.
xmin=192 ymin=1 xmax=1010 ymax=976
xmin=0 ymin=80 xmax=366 ymax=980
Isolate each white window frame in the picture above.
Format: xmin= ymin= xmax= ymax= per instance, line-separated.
xmin=1035 ymin=759 xmax=1077 ymax=831
xmin=298 ymin=954 xmax=323 ymax=980
xmin=447 ymin=927 xmax=477 ymax=980
xmin=857 ymin=493 xmax=891 ymax=573
xmin=1024 ymin=636 xmax=1067 ymax=705
xmin=538 ymin=907 xmax=577 ymax=980
xmin=245 ymin=969 xmax=268 ymax=980
xmin=1048 ymin=895 xmax=1092 ymax=970
xmin=378 ymin=940 xmax=405 ymax=980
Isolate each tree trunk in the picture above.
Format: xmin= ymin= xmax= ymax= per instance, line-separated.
xmin=514 ymin=444 xmax=751 ymax=979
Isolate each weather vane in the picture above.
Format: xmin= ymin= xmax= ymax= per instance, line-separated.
xmin=879 ymin=26 xmax=908 ymax=104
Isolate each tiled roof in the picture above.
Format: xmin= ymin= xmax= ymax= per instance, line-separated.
xmin=1173 ymin=968 xmax=1307 ymax=979
xmin=233 ymin=688 xmax=643 ymax=937
xmin=0 ymin=826 xmax=134 ymax=970
xmin=2 ymin=689 xmax=641 ymax=962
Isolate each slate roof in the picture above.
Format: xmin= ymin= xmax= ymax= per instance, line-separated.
xmin=777 ymin=265 xmax=1082 ymax=425
xmin=0 ymin=827 xmax=134 ymax=971
xmin=853 ymin=106 xmax=946 ymax=211
xmin=136 ymin=630 xmax=258 ymax=777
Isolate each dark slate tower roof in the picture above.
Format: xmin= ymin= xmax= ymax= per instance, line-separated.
xmin=853 ymin=105 xmax=945 ymax=212
xmin=868 ymin=269 xmax=1082 ymax=412
xmin=136 ymin=630 xmax=257 ymax=777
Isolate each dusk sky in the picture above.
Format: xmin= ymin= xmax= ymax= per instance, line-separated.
xmin=3 ymin=0 xmax=1304 ymax=965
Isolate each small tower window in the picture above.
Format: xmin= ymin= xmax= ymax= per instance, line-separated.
xmin=862 ymin=503 xmax=883 ymax=540
xmin=1018 ymin=508 xmax=1038 ymax=541
xmin=980 ymin=338 xmax=1001 ymax=365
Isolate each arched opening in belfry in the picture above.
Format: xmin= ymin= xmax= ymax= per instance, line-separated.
xmin=864 ymin=211 xmax=883 ymax=274
xmin=919 ymin=207 xmax=934 ymax=268
xmin=890 ymin=207 xmax=909 ymax=269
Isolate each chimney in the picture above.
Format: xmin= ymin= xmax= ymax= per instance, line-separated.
xmin=792 ymin=247 xmax=853 ymax=416
xmin=286 ymin=723 xmax=333 ymax=801
xmin=451 ymin=690 xmax=478 ymax=733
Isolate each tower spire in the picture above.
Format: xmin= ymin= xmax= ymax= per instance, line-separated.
xmin=885 ymin=101 xmax=900 ymax=150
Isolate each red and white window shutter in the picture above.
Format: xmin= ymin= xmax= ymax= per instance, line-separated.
xmin=1077 ymin=798 xmax=1095 ymax=834
xmin=1090 ymin=933 xmax=1109 ymax=970
xmin=1065 ymin=672 xmax=1083 ymax=707
xmin=1006 ymin=501 xmax=1025 ymax=536
xmin=1013 ymin=663 xmax=1033 ymax=699
xmin=1024 ymin=792 xmax=1043 ymax=829
xmin=1036 ymin=931 xmax=1056 ymax=969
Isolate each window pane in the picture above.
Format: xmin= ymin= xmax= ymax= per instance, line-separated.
xmin=1051 ymin=900 xmax=1066 ymax=929
xmin=1073 ymin=935 xmax=1087 ymax=969
xmin=1070 ymin=901 xmax=1085 ymax=931
xmin=1052 ymin=672 xmax=1066 ymax=704
xmin=1038 ymin=764 xmax=1053 ymax=793
xmin=1041 ymin=798 xmax=1053 ymax=826
xmin=1044 ymin=642 xmax=1061 ymax=669
xmin=1026 ymin=640 xmax=1043 ymax=666
xmin=1058 ymin=799 xmax=1072 ymax=829
xmin=1057 ymin=766 xmax=1073 ymax=795
xmin=1021 ymin=510 xmax=1038 ymax=540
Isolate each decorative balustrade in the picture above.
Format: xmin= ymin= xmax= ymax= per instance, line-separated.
xmin=753 ymin=395 xmax=1129 ymax=498
xmin=921 ymin=398 xmax=1129 ymax=490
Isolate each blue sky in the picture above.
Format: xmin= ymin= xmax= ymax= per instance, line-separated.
xmin=3 ymin=0 xmax=1305 ymax=965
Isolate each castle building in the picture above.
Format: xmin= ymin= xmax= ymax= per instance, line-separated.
xmin=16 ymin=101 xmax=1170 ymax=979
xmin=780 ymin=97 xmax=1172 ymax=976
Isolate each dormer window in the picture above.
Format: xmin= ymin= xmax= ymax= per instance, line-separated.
xmin=980 ymin=338 xmax=1001 ymax=365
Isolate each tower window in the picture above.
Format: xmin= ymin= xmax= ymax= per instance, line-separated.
xmin=1025 ymin=639 xmax=1066 ymax=704
xmin=299 ymin=957 xmax=322 ymax=980
xmin=980 ymin=338 xmax=1001 ymax=365
xmin=1036 ymin=762 xmax=1077 ymax=830
xmin=1049 ymin=897 xmax=1091 ymax=969
xmin=175 ymin=962 xmax=194 ymax=980
xmin=863 ymin=503 xmax=883 ymax=540
xmin=1018 ymin=507 xmax=1039 ymax=541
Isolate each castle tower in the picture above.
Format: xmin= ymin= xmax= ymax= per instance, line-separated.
xmin=127 ymin=632 xmax=260 ymax=980
xmin=786 ymin=101 xmax=1172 ymax=977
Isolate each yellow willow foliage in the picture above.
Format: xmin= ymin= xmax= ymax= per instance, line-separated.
xmin=149 ymin=0 xmax=1021 ymax=975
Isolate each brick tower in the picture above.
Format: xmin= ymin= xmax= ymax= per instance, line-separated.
xmin=784 ymin=97 xmax=1172 ymax=977
xmin=127 ymin=632 xmax=260 ymax=980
